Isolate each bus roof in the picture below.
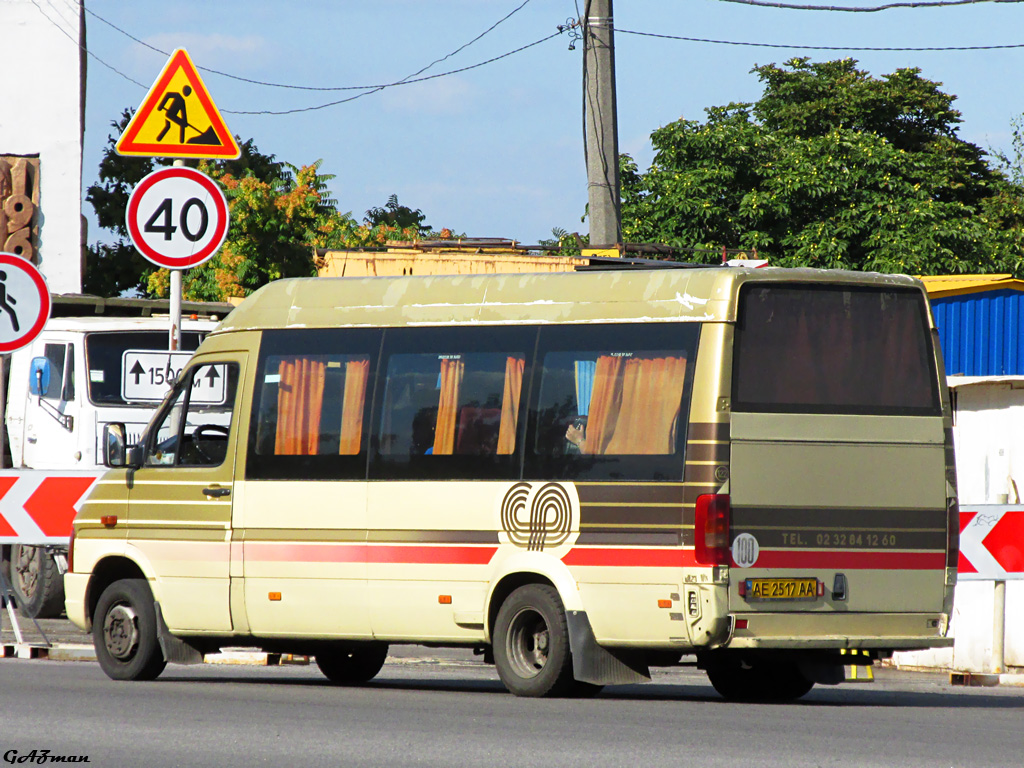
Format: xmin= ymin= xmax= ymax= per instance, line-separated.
xmin=214 ymin=267 xmax=926 ymax=332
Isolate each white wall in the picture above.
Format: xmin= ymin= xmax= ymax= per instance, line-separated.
xmin=0 ymin=0 xmax=84 ymax=293
xmin=897 ymin=378 xmax=1024 ymax=673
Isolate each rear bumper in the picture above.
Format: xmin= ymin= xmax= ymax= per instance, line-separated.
xmin=725 ymin=611 xmax=952 ymax=651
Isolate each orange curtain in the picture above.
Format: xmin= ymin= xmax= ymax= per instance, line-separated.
xmin=582 ymin=356 xmax=625 ymax=455
xmin=496 ymin=356 xmax=525 ymax=455
xmin=275 ymin=358 xmax=325 ymax=455
xmin=432 ymin=357 xmax=464 ymax=455
xmin=583 ymin=355 xmax=687 ymax=455
xmin=338 ymin=359 xmax=370 ymax=455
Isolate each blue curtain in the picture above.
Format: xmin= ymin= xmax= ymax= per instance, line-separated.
xmin=574 ymin=360 xmax=596 ymax=416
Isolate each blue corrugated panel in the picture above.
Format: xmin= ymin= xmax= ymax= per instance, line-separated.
xmin=930 ymin=289 xmax=1024 ymax=376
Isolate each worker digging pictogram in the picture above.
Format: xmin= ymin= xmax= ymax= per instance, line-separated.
xmin=116 ymin=48 xmax=240 ymax=160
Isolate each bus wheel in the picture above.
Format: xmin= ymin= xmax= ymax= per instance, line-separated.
xmin=494 ymin=584 xmax=575 ymax=697
xmin=93 ymin=579 xmax=167 ymax=681
xmin=10 ymin=544 xmax=65 ymax=619
xmin=315 ymin=643 xmax=389 ymax=684
xmin=705 ymin=656 xmax=814 ymax=702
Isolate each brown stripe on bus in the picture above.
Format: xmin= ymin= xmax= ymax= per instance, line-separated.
xmin=686 ymin=422 xmax=730 ymax=441
xmin=576 ymin=483 xmax=685 ymax=505
xmin=731 ymin=506 xmax=947 ymax=530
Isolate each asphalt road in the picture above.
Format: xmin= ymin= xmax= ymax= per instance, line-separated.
xmin=1 ymin=649 xmax=1022 ymax=768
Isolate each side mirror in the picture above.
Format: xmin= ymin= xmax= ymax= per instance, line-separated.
xmin=29 ymin=357 xmax=51 ymax=396
xmin=103 ymin=423 xmax=140 ymax=468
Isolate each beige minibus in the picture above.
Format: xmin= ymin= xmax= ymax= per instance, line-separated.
xmin=65 ymin=266 xmax=957 ymax=699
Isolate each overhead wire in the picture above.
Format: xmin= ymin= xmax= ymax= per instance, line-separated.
xmin=713 ymin=0 xmax=1024 ymax=11
xmin=81 ymin=0 xmax=537 ymax=92
xmin=30 ymin=0 xmax=148 ymax=88
xmin=616 ymin=27 xmax=1024 ymax=51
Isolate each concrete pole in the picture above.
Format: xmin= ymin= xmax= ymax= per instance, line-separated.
xmin=584 ymin=0 xmax=622 ymax=249
xmin=992 ymin=579 xmax=1006 ymax=674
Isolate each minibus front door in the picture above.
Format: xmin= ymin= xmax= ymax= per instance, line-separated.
xmin=125 ymin=355 xmax=246 ymax=634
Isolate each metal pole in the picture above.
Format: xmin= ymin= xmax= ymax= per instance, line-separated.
xmin=169 ymin=159 xmax=185 ymax=352
xmin=584 ymin=0 xmax=621 ymax=249
xmin=169 ymin=269 xmax=181 ymax=352
xmin=992 ymin=579 xmax=1006 ymax=674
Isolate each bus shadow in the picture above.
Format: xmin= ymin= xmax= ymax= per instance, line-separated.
xmin=157 ymin=669 xmax=1024 ymax=709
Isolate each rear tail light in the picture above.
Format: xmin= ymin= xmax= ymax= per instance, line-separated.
xmin=695 ymin=493 xmax=730 ymax=566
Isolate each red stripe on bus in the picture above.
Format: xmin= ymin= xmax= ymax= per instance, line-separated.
xmin=561 ymin=548 xmax=700 ymax=568
xmin=242 ymin=542 xmax=497 ymax=565
xmin=747 ymin=550 xmax=946 ymax=570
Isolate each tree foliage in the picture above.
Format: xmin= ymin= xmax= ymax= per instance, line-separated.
xmin=621 ymin=58 xmax=1024 ymax=274
xmin=83 ymin=109 xmax=159 ymax=296
xmin=148 ymin=159 xmax=360 ymax=301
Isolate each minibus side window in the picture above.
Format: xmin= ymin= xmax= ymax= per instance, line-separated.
xmin=144 ymin=362 xmax=239 ymax=467
xmin=368 ymin=326 xmax=536 ymax=481
xmin=246 ymin=328 xmax=381 ymax=481
xmin=525 ymin=323 xmax=698 ymax=482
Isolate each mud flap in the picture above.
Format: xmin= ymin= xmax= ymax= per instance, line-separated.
xmin=566 ymin=610 xmax=650 ymax=686
xmin=154 ymin=603 xmax=205 ymax=665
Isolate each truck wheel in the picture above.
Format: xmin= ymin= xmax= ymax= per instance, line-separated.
xmin=493 ymin=584 xmax=576 ymax=697
xmin=10 ymin=544 xmax=65 ymax=619
xmin=93 ymin=579 xmax=167 ymax=681
xmin=315 ymin=643 xmax=389 ymax=684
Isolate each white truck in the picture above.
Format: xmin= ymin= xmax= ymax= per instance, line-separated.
xmin=0 ymin=296 xmax=232 ymax=618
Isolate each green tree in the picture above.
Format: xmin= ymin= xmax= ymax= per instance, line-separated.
xmin=148 ymin=159 xmax=360 ymax=302
xmin=83 ymin=109 xmax=159 ymax=296
xmin=364 ymin=194 xmax=429 ymax=231
xmin=621 ymin=58 xmax=1024 ymax=275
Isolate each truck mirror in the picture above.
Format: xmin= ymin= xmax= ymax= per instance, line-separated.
xmin=29 ymin=357 xmax=52 ymax=396
xmin=103 ymin=423 xmax=131 ymax=468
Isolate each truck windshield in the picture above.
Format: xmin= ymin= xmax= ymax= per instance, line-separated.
xmin=84 ymin=331 xmax=205 ymax=405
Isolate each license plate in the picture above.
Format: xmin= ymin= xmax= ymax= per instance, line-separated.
xmin=745 ymin=578 xmax=819 ymax=601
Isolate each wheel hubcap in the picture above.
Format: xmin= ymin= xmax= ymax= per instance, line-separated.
xmin=103 ymin=603 xmax=140 ymax=660
xmin=506 ymin=607 xmax=549 ymax=678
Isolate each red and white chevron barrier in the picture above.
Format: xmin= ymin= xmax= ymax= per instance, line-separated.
xmin=958 ymin=505 xmax=1024 ymax=581
xmin=0 ymin=471 xmax=103 ymax=545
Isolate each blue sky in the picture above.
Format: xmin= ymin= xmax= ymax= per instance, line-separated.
xmin=77 ymin=0 xmax=1024 ymax=245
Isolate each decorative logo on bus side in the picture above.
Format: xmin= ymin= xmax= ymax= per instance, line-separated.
xmin=500 ymin=482 xmax=575 ymax=551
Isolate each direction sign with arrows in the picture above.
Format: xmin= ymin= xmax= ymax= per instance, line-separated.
xmin=121 ymin=350 xmax=226 ymax=404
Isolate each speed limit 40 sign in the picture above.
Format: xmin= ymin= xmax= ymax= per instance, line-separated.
xmin=127 ymin=166 xmax=229 ymax=269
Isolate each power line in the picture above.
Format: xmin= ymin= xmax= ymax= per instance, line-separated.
xmin=30 ymin=0 xmax=148 ymax=88
xmin=617 ymin=27 xmax=1024 ymax=51
xmin=82 ymin=0 xmax=535 ymax=93
xmin=714 ymin=0 xmax=1024 ymax=11
xmin=228 ymin=32 xmax=563 ymax=115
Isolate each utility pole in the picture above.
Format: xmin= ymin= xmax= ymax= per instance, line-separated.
xmin=584 ymin=0 xmax=622 ymax=248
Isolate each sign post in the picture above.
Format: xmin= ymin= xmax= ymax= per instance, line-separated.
xmin=125 ymin=165 xmax=229 ymax=349
xmin=117 ymin=48 xmax=239 ymax=352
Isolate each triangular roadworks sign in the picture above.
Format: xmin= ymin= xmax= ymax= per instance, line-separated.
xmin=116 ymin=48 xmax=241 ymax=159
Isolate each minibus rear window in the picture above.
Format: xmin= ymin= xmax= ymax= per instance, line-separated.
xmin=732 ymin=283 xmax=940 ymax=415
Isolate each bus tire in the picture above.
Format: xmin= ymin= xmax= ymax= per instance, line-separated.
xmin=705 ymin=656 xmax=814 ymax=702
xmin=10 ymin=544 xmax=65 ymax=619
xmin=315 ymin=643 xmax=389 ymax=684
xmin=93 ymin=578 xmax=167 ymax=681
xmin=493 ymin=584 xmax=576 ymax=697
